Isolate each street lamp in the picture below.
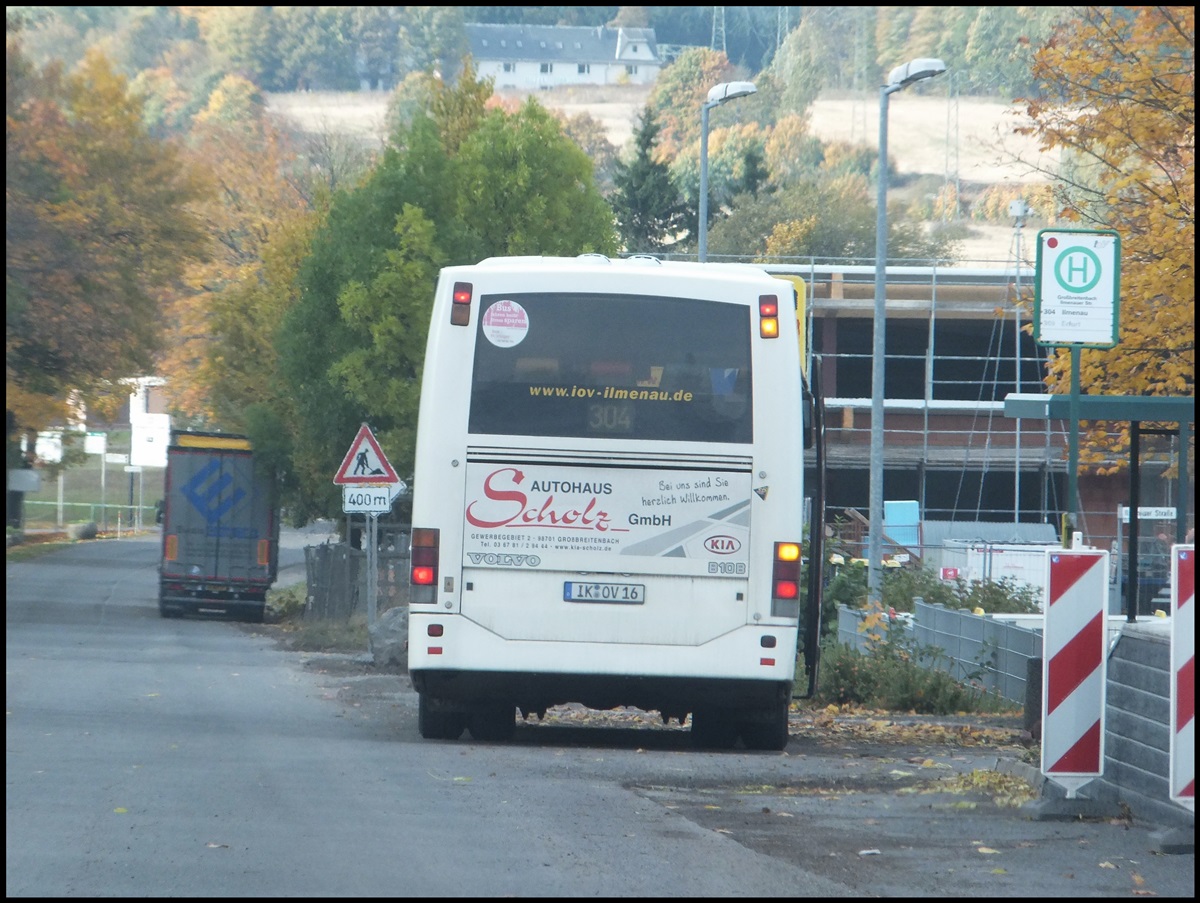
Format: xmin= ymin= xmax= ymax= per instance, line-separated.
xmin=867 ymin=57 xmax=946 ymax=605
xmin=698 ymin=80 xmax=757 ymax=262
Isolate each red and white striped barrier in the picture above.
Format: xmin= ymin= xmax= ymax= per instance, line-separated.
xmin=1170 ymin=544 xmax=1195 ymax=812
xmin=1042 ymin=550 xmax=1109 ymax=795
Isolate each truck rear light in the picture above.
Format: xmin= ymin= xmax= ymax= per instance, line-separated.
xmin=164 ymin=535 xmax=178 ymax=561
xmin=450 ymin=282 xmax=472 ymax=326
xmin=771 ymin=541 xmax=802 ymax=616
xmin=410 ymin=528 xmax=439 ymax=599
xmin=257 ymin=539 xmax=270 ymax=566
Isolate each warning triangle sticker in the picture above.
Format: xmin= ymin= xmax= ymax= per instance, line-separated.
xmin=333 ymin=424 xmax=400 ymax=485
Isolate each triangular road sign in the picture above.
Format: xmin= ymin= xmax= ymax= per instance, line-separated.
xmin=333 ymin=424 xmax=400 ymax=485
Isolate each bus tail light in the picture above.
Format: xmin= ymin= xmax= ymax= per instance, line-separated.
xmin=450 ymin=282 xmax=473 ymax=326
xmin=410 ymin=527 xmax=440 ymax=603
xmin=772 ymin=541 xmax=802 ymax=617
xmin=759 ymin=294 xmax=779 ymax=338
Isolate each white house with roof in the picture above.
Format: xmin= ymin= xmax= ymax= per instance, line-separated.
xmin=465 ymin=23 xmax=661 ymax=90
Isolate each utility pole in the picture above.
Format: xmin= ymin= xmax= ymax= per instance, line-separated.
xmin=711 ymin=7 xmax=726 ymax=55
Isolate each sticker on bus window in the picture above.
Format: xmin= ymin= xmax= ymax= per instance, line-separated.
xmin=482 ymin=300 xmax=529 ymax=347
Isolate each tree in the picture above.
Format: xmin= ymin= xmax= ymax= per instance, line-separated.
xmin=708 ymin=176 xmax=958 ymax=264
xmin=669 ymin=121 xmax=770 ymax=244
xmin=6 ymin=43 xmax=207 ymax=435
xmin=556 ymin=110 xmax=618 ymax=194
xmin=768 ymin=17 xmax=830 ymax=114
xmin=1018 ymin=7 xmax=1194 ymax=474
xmin=158 ymin=104 xmax=318 ymax=426
xmin=645 ymin=47 xmax=739 ymax=160
xmin=610 ymin=109 xmax=687 ymax=252
xmin=203 ymin=6 xmax=281 ymax=89
xmin=273 ymin=70 xmax=619 ymax=521
xmin=452 ymin=99 xmax=620 ymax=257
xmin=764 ymin=113 xmax=823 ymax=186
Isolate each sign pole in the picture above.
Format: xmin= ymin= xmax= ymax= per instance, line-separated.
xmin=1068 ymin=345 xmax=1081 ymax=537
xmin=367 ymin=513 xmax=378 ymax=628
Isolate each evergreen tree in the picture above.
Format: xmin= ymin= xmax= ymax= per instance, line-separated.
xmin=610 ymin=109 xmax=688 ymax=253
xmin=736 ymin=144 xmax=769 ymax=198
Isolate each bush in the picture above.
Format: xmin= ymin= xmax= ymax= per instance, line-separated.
xmin=268 ymin=584 xmax=307 ymax=620
xmin=808 ymin=565 xmax=1037 ymax=713
xmin=815 ymin=613 xmax=1018 ymax=714
xmin=817 ymin=563 xmax=1041 ymax=636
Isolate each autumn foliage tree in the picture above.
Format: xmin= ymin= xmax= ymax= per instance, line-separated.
xmin=6 ymin=38 xmax=207 ymax=441
xmin=1019 ymin=7 xmax=1194 ymax=474
xmin=157 ymin=82 xmax=318 ymax=424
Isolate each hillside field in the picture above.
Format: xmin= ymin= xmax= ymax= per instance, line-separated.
xmin=268 ymin=85 xmax=1054 ymax=262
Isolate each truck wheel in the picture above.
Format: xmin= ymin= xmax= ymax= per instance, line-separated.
xmin=690 ymin=708 xmax=739 ymax=749
xmin=739 ymin=698 xmax=791 ymax=751
xmin=467 ymin=703 xmax=516 ymax=742
xmin=418 ymin=693 xmax=466 ymax=740
xmin=159 ymin=599 xmax=182 ymax=619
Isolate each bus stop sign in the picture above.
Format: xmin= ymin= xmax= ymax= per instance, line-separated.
xmin=1034 ymin=229 xmax=1120 ymax=348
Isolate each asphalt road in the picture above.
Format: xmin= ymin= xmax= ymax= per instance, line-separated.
xmin=6 ymin=532 xmax=1194 ymax=897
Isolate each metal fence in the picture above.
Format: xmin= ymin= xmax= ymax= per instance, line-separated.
xmin=836 ymin=598 xmax=1044 ymax=704
xmin=303 ymin=541 xmax=412 ymax=620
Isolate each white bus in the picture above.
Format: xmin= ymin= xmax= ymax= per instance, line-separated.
xmin=408 ymin=255 xmax=819 ymax=749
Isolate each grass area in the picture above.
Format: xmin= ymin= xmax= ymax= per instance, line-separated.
xmin=264 ymin=583 xmax=371 ymax=653
xmin=17 ymin=429 xmax=164 ymax=530
xmin=5 ymin=528 xmax=157 ymax=562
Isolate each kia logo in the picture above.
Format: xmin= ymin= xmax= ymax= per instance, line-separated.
xmin=704 ymin=535 xmax=741 ymax=555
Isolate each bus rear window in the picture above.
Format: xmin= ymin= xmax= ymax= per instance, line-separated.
xmin=468 ymin=293 xmax=752 ymax=443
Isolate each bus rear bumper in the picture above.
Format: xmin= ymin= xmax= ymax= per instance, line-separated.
xmin=411 ymin=668 xmax=792 ymax=718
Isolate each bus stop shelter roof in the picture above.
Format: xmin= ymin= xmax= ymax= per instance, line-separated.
xmin=1004 ymin=394 xmax=1195 ymax=423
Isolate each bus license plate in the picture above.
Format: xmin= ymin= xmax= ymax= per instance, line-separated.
xmin=563 ymin=582 xmax=646 ymax=604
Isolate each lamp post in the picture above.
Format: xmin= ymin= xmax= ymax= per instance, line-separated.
xmin=698 ymin=80 xmax=756 ymax=262
xmin=867 ymin=58 xmax=946 ymax=605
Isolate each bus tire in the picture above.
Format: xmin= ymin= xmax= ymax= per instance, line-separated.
xmin=690 ymin=708 xmax=738 ymax=750
xmin=739 ymin=698 xmax=791 ymax=751
xmin=467 ymin=703 xmax=516 ymax=742
xmin=418 ymin=693 xmax=466 ymax=741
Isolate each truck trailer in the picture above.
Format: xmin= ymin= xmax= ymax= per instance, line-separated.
xmin=158 ymin=431 xmax=279 ymax=621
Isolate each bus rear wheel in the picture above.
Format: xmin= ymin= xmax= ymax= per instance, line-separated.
xmin=468 ymin=703 xmax=516 ymax=742
xmin=739 ymin=698 xmax=791 ymax=751
xmin=690 ymin=708 xmax=739 ymax=749
xmin=418 ymin=693 xmax=466 ymax=740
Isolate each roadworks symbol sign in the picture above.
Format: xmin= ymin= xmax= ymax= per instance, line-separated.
xmin=333 ymin=424 xmax=400 ymax=485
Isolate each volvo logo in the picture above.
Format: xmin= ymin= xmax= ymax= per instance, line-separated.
xmin=704 ymin=535 xmax=741 ymax=555
xmin=466 ymin=552 xmax=542 ymax=568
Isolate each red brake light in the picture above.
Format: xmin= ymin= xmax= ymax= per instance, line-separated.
xmin=773 ymin=541 xmax=802 ymax=600
xmin=410 ymin=527 xmax=440 ymax=589
xmin=450 ymin=282 xmax=472 ymax=326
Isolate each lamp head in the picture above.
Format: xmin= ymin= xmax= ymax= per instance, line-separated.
xmin=885 ymin=58 xmax=946 ymax=90
xmin=706 ymin=81 xmax=757 ymax=106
